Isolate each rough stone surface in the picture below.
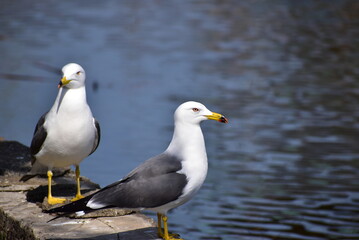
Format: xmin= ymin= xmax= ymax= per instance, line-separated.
xmin=0 ymin=140 xmax=160 ymax=240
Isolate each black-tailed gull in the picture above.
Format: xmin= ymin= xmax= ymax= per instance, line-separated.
xmin=46 ymin=101 xmax=227 ymax=239
xmin=20 ymin=63 xmax=100 ymax=205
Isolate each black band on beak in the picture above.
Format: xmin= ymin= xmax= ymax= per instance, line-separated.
xmin=220 ymin=115 xmax=228 ymax=123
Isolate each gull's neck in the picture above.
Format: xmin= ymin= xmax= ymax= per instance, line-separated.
xmin=166 ymin=120 xmax=209 ymax=205
xmin=52 ymin=86 xmax=88 ymax=114
xmin=166 ymin=121 xmax=207 ymax=161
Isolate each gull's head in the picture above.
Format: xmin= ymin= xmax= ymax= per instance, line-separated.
xmin=174 ymin=101 xmax=228 ymax=125
xmin=58 ymin=63 xmax=86 ymax=89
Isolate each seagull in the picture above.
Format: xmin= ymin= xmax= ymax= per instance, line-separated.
xmin=45 ymin=101 xmax=227 ymax=240
xmin=20 ymin=63 xmax=101 ymax=205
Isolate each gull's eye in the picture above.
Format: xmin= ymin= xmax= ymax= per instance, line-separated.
xmin=192 ymin=108 xmax=199 ymax=112
xmin=76 ymin=71 xmax=81 ymax=75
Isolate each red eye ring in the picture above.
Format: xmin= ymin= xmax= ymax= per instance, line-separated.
xmin=192 ymin=108 xmax=199 ymax=112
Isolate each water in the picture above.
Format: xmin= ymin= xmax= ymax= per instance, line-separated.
xmin=1 ymin=1 xmax=358 ymax=239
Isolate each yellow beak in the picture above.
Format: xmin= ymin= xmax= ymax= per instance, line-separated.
xmin=206 ymin=112 xmax=228 ymax=123
xmin=58 ymin=76 xmax=72 ymax=88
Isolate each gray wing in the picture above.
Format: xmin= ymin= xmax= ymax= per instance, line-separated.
xmin=89 ymin=118 xmax=100 ymax=155
xmin=30 ymin=112 xmax=48 ymax=159
xmin=20 ymin=112 xmax=48 ymax=182
xmin=88 ymin=153 xmax=187 ymax=209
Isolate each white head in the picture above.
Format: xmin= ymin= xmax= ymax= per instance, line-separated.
xmin=58 ymin=63 xmax=86 ymax=89
xmin=174 ymin=101 xmax=228 ymax=125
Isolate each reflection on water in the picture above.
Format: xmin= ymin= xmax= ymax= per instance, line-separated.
xmin=0 ymin=1 xmax=358 ymax=239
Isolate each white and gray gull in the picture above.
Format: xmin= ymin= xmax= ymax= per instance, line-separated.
xmin=46 ymin=101 xmax=227 ymax=240
xmin=20 ymin=63 xmax=101 ymax=205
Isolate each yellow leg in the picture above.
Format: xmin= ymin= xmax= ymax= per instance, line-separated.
xmin=157 ymin=213 xmax=164 ymax=237
xmin=71 ymin=165 xmax=84 ymax=201
xmin=160 ymin=214 xmax=183 ymax=240
xmin=47 ymin=170 xmax=66 ymax=205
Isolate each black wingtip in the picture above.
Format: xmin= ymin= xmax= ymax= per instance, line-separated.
xmin=44 ymin=194 xmax=94 ymax=215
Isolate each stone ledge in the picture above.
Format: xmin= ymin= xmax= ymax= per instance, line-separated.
xmin=0 ymin=141 xmax=160 ymax=240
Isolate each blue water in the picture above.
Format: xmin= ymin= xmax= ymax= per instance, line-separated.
xmin=1 ymin=1 xmax=358 ymax=239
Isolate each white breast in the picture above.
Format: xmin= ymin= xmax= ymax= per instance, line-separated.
xmin=36 ymin=87 xmax=96 ymax=168
xmin=152 ymin=122 xmax=209 ymax=214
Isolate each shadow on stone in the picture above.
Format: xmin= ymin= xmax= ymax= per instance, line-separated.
xmin=25 ymin=184 xmax=94 ymax=204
